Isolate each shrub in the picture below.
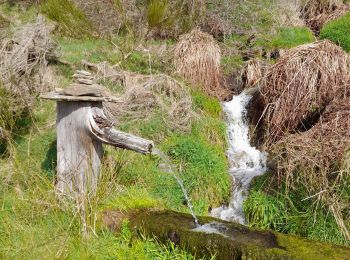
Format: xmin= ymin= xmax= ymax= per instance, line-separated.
xmin=41 ymin=0 xmax=94 ymax=38
xmin=320 ymin=11 xmax=350 ymax=52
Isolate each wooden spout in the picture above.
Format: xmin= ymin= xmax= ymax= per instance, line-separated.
xmin=41 ymin=80 xmax=153 ymax=197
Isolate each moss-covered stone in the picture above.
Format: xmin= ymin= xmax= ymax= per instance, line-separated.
xmin=103 ymin=209 xmax=350 ymax=260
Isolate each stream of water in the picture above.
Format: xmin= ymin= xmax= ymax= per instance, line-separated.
xmin=152 ymin=149 xmax=199 ymax=226
xmin=211 ymin=91 xmax=267 ymax=224
xmin=153 ymin=91 xmax=266 ymax=227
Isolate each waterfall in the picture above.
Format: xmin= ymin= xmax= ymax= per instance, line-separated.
xmin=211 ymin=91 xmax=267 ymax=224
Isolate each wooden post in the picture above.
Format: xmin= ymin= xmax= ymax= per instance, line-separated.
xmin=56 ymin=101 xmax=103 ymax=196
xmin=41 ymin=91 xmax=154 ymax=198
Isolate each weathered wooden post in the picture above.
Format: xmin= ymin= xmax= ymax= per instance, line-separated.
xmin=41 ymin=71 xmax=154 ymax=198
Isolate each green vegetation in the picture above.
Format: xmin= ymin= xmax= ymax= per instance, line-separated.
xmin=58 ymin=38 xmax=119 ymax=65
xmin=41 ymin=0 xmax=95 ymax=38
xmin=0 ymin=4 xmax=229 ymax=257
xmin=264 ymin=27 xmax=314 ymax=49
xmin=244 ymin=172 xmax=350 ymax=246
xmin=147 ymin=0 xmax=169 ymax=29
xmin=2 ymin=0 xmax=350 ymax=258
xmin=320 ymin=12 xmax=350 ymax=52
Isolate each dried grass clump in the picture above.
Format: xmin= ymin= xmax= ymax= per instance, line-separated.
xmin=260 ymin=40 xmax=350 ymax=143
xmin=199 ymin=13 xmax=232 ymax=39
xmin=0 ymin=15 xmax=57 ymax=98
xmin=276 ymin=0 xmax=305 ymax=27
xmin=174 ymin=29 xmax=229 ymax=99
xmin=300 ymin=0 xmax=349 ymax=33
xmin=241 ymin=60 xmax=263 ymax=88
xmin=73 ymin=0 xmax=143 ymax=36
xmin=83 ymin=61 xmax=196 ymax=132
xmin=271 ymin=97 xmax=350 ymax=240
xmin=0 ymin=16 xmax=57 ymax=151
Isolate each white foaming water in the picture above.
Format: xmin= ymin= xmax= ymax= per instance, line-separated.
xmin=211 ymin=91 xmax=267 ymax=224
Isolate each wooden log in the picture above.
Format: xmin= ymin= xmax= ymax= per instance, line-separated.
xmin=56 ymin=101 xmax=103 ymax=197
xmin=103 ymin=210 xmax=350 ymax=260
xmin=88 ymin=107 xmax=154 ymax=154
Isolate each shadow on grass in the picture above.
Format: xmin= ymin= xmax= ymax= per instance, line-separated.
xmin=41 ymin=139 xmax=57 ymax=179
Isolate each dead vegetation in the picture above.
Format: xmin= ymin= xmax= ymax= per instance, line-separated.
xmin=254 ymin=39 xmax=350 ymax=240
xmin=73 ymin=0 xmax=143 ymax=37
xmin=174 ymin=29 xmax=230 ymax=99
xmin=300 ymin=0 xmax=350 ymax=33
xmin=0 ymin=15 xmax=58 ymax=97
xmin=82 ymin=61 xmax=196 ymax=133
xmin=260 ymin=40 xmax=350 ymax=143
xmin=271 ymin=97 xmax=350 ymax=240
xmin=0 ymin=15 xmax=58 ymax=149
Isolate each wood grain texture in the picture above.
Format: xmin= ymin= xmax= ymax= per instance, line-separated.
xmin=41 ymin=92 xmax=122 ymax=103
xmin=56 ymin=101 xmax=103 ymax=197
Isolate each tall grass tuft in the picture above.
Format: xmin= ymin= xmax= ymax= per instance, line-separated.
xmin=174 ymin=29 xmax=229 ymax=99
xmin=41 ymin=0 xmax=95 ymax=38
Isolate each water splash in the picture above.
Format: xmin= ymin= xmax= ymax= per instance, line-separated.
xmin=152 ymin=149 xmax=199 ymax=226
xmin=211 ymin=91 xmax=267 ymax=224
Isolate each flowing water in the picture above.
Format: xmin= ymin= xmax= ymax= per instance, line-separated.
xmin=152 ymin=149 xmax=199 ymax=226
xmin=153 ymin=91 xmax=266 ymax=227
xmin=211 ymin=91 xmax=267 ymax=224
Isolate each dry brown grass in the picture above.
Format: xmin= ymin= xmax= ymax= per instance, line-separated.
xmin=271 ymin=96 xmax=350 ymax=240
xmin=260 ymin=40 xmax=350 ymax=143
xmin=241 ymin=60 xmax=263 ymax=88
xmin=73 ymin=0 xmax=144 ymax=36
xmin=276 ymin=0 xmax=305 ymax=27
xmin=300 ymin=0 xmax=349 ymax=33
xmin=257 ymin=38 xmax=350 ymax=240
xmin=173 ymin=29 xmax=230 ymax=99
xmin=199 ymin=12 xmax=232 ymax=39
xmin=82 ymin=61 xmax=196 ymax=133
xmin=0 ymin=15 xmax=57 ymax=98
xmin=0 ymin=15 xmax=58 ymax=150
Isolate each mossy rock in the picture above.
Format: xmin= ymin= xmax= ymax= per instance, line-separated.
xmin=103 ymin=209 xmax=350 ymax=260
xmin=320 ymin=12 xmax=350 ymax=52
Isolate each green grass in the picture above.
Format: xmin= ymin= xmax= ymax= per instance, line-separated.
xmin=41 ymin=0 xmax=95 ymax=39
xmin=0 ymin=103 xmax=201 ymax=259
xmin=0 ymin=2 xmax=37 ymax=25
xmin=102 ymin=187 xmax=162 ymax=211
xmin=58 ymin=38 xmax=120 ymax=65
xmin=244 ymin=172 xmax=350 ymax=246
xmin=0 ymin=50 xmax=228 ymax=258
xmin=256 ymin=27 xmax=314 ymax=50
xmin=320 ymin=11 xmax=350 ymax=52
xmin=192 ymin=90 xmax=222 ymax=118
